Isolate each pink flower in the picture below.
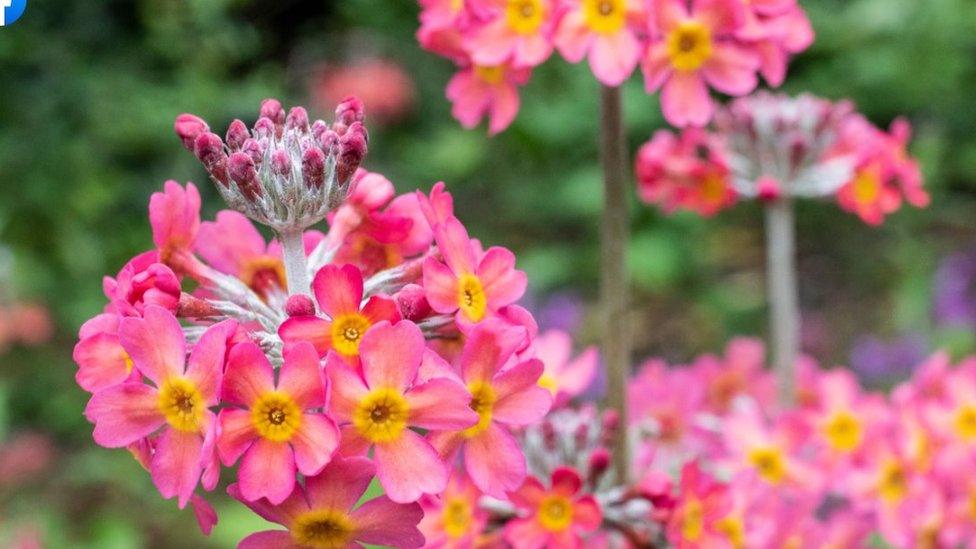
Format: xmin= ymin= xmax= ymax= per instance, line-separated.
xmin=665 ymin=462 xmax=733 ymax=548
xmin=446 ymin=59 xmax=531 ymax=135
xmin=278 ymin=264 xmax=400 ymax=360
xmin=327 ymin=320 xmax=478 ymax=502
xmin=643 ymin=0 xmax=760 ymax=127
xmin=310 ymin=59 xmax=416 ymax=124
xmin=419 ymin=0 xmax=478 ymax=63
xmin=73 ymin=313 xmax=138 ymax=393
xmin=103 ymin=251 xmax=182 ymax=316
xmin=429 ymin=322 xmax=552 ymax=498
xmin=747 ymin=3 xmax=814 ymax=87
xmin=230 ymin=456 xmax=425 ymax=549
xmin=465 ymin=0 xmax=557 ymax=69
xmin=150 ymin=180 xmax=201 ymax=269
xmin=84 ymin=306 xmax=236 ymax=507
xmin=634 ymin=127 xmax=737 ymax=216
xmin=504 ymin=468 xmax=602 ymax=548
xmin=416 ymin=181 xmax=456 ymax=231
xmin=423 ymin=217 xmax=527 ymax=325
xmin=419 ymin=471 xmax=488 ymax=547
xmin=531 ymin=329 xmax=598 ymax=407
xmin=554 ymin=0 xmax=645 ymax=86
xmin=217 ymin=341 xmax=340 ymax=504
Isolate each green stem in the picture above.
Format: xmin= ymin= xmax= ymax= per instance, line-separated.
xmin=764 ymin=199 xmax=799 ymax=406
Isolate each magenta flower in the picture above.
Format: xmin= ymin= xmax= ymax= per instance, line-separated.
xmin=446 ymin=59 xmax=531 ymax=135
xmin=278 ymin=264 xmax=400 ymax=360
xmin=643 ymin=0 xmax=760 ymax=127
xmin=84 ymin=306 xmax=236 ymax=507
xmin=230 ymin=456 xmax=425 ymax=549
xmin=217 ymin=341 xmax=339 ymax=504
xmin=429 ymin=322 xmax=552 ymax=498
xmin=464 ymin=0 xmax=557 ymax=69
xmin=423 ymin=216 xmax=527 ymax=325
xmin=73 ymin=313 xmax=138 ymax=393
xmin=149 ymin=180 xmax=201 ymax=268
xmin=103 ymin=251 xmax=181 ymax=316
xmin=505 ymin=467 xmax=602 ymax=548
xmin=554 ymin=0 xmax=645 ymax=86
xmin=328 ymin=320 xmax=478 ymax=502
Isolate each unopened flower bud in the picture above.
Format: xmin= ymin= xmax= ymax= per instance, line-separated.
xmin=226 ymin=119 xmax=249 ymax=151
xmin=602 ymin=410 xmax=620 ymax=444
xmin=320 ymin=129 xmax=340 ymax=153
xmin=587 ymin=447 xmax=611 ymax=481
xmin=757 ymin=176 xmax=782 ymax=203
xmin=574 ymin=422 xmax=590 ymax=448
xmin=335 ymin=96 xmax=365 ymax=130
xmin=242 ymin=138 xmax=264 ymax=165
xmin=311 ymin=120 xmax=329 ymax=141
xmin=253 ymin=117 xmax=276 ymax=139
xmin=177 ymin=293 xmax=220 ymax=318
xmin=228 ymin=152 xmax=262 ymax=201
xmin=394 ymin=284 xmax=431 ymax=321
xmin=193 ymin=132 xmax=229 ymax=186
xmin=336 ymin=123 xmax=368 ymax=186
xmin=302 ymin=147 xmax=326 ymax=189
xmin=286 ymin=107 xmax=310 ymax=131
xmin=175 ymin=114 xmax=209 ymax=152
xmin=271 ymin=149 xmax=292 ymax=177
xmin=541 ymin=420 xmax=557 ymax=450
xmin=260 ymin=98 xmax=285 ymax=131
xmin=285 ymin=294 xmax=316 ymax=317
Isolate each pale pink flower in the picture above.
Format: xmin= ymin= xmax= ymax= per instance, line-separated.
xmin=554 ymin=0 xmax=646 ymax=86
xmin=531 ymin=329 xmax=598 ymax=407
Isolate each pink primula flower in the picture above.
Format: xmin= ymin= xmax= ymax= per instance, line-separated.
xmin=643 ymin=0 xmax=761 ymax=126
xmin=217 ymin=341 xmax=340 ymax=504
xmin=327 ymin=320 xmax=478 ymax=503
xmin=531 ymin=329 xmax=598 ymax=407
xmin=423 ymin=216 xmax=527 ymax=325
xmin=230 ymin=456 xmax=425 ymax=549
xmin=84 ymin=306 xmax=236 ymax=507
xmin=419 ymin=471 xmax=489 ymax=547
xmin=465 ymin=0 xmax=557 ymax=69
xmin=746 ymin=3 xmax=814 ymax=87
xmin=504 ymin=467 xmax=602 ymax=548
xmin=103 ymin=251 xmax=181 ymax=316
xmin=149 ymin=180 xmax=201 ymax=269
xmin=73 ymin=313 xmax=138 ymax=393
xmin=429 ymin=322 xmax=552 ymax=498
xmin=665 ymin=461 xmax=733 ymax=548
xmin=278 ymin=264 xmax=400 ymax=360
xmin=446 ymin=59 xmax=531 ymax=135
xmin=554 ymin=0 xmax=646 ymax=86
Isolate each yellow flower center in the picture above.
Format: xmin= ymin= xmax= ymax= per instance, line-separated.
xmin=537 ymin=495 xmax=574 ymax=532
xmin=291 ymin=509 xmax=355 ymax=549
xmin=667 ymin=21 xmax=713 ymax=72
xmin=123 ymin=352 xmax=134 ymax=374
xmin=717 ymin=516 xmax=745 ymax=548
xmin=954 ymin=404 xmax=976 ymax=441
xmin=968 ymin=490 xmax=976 ymax=521
xmin=240 ymin=255 xmax=287 ymax=299
xmin=851 ymin=169 xmax=881 ymax=205
xmin=353 ymin=388 xmax=410 ymax=443
xmin=506 ymin=0 xmax=545 ymax=34
xmin=748 ymin=446 xmax=786 ymax=485
xmin=877 ymin=459 xmax=907 ymax=504
xmin=537 ymin=374 xmax=558 ymax=394
xmin=582 ymin=0 xmax=625 ymax=34
xmin=457 ymin=273 xmax=488 ymax=322
xmin=442 ymin=497 xmax=474 ymax=539
xmin=822 ymin=410 xmax=864 ymax=453
xmin=251 ymin=391 xmax=302 ymax=442
xmin=330 ymin=313 xmax=371 ymax=356
xmin=157 ymin=377 xmax=205 ymax=432
xmin=681 ymin=498 xmax=703 ymax=541
xmin=462 ymin=381 xmax=496 ymax=438
xmin=700 ymin=173 xmax=727 ymax=206
xmin=474 ymin=65 xmax=505 ymax=86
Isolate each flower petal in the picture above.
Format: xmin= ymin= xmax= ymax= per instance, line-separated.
xmin=228 ymin=482 xmax=310 ymax=528
xmin=326 ymin=354 xmax=370 ymax=422
xmin=702 ymin=43 xmax=759 ymax=96
xmin=278 ymin=342 xmax=326 ymax=409
xmin=661 ymin=71 xmax=713 ymax=127
xmin=492 ymin=360 xmax=552 ymax=425
xmin=422 ymin=257 xmax=460 ymax=314
xmin=194 ymin=210 xmax=267 ymax=275
xmin=313 ymin=264 xmax=364 ymax=318
xmin=291 ymin=413 xmax=340 ymax=476
xmin=223 ymin=342 xmax=276 ymax=407
xmin=476 ymin=247 xmax=527 ymax=308
xmin=360 ymin=321 xmax=424 ymax=391
xmin=74 ymin=332 xmax=135 ymax=393
xmin=551 ymin=467 xmax=583 ymax=497
xmin=217 ymin=408 xmax=257 ymax=466
xmin=351 ymin=497 xmax=426 ymax=548
xmin=374 ymin=429 xmax=448 ymax=503
xmin=572 ymin=495 xmax=603 ymax=532
xmin=305 ymin=456 xmax=376 ymax=512
xmin=278 ymin=316 xmax=332 ymax=358
xmin=237 ymin=530 xmax=301 ymax=549
xmin=406 ymin=378 xmax=479 ymax=431
xmin=588 ymin=31 xmax=640 ymax=87
xmin=186 ymin=319 xmax=236 ymax=404
xmin=464 ymin=423 xmax=525 ymax=499
xmin=119 ymin=305 xmax=186 ymax=385
xmin=86 ymin=383 xmax=164 ymax=447
xmin=238 ymin=438 xmax=297 ymax=505
xmin=460 ymin=322 xmax=526 ymax=383
xmin=151 ymin=427 xmax=204 ymax=508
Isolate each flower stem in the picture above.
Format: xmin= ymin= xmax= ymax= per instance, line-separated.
xmin=599 ymin=84 xmax=631 ymax=483
xmin=764 ymin=199 xmax=799 ymax=406
xmin=279 ymin=229 xmax=310 ymax=297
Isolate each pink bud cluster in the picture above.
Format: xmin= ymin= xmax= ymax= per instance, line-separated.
xmin=417 ymin=0 xmax=814 ymax=131
xmin=635 ymin=92 xmax=929 ymax=225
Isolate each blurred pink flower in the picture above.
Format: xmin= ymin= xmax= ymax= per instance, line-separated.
xmin=310 ymin=59 xmax=416 ymax=124
xmin=446 ymin=59 xmax=531 ymax=135
xmin=554 ymin=0 xmax=645 ymax=86
xmin=0 ymin=432 xmax=55 ymax=487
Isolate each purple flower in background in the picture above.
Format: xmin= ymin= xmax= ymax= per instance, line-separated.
xmin=850 ymin=333 xmax=927 ymax=386
xmin=933 ymin=247 xmax=976 ymax=328
xmin=526 ymin=291 xmax=585 ymax=334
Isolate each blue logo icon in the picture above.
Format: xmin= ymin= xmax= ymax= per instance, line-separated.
xmin=1 ymin=0 xmax=26 ymax=27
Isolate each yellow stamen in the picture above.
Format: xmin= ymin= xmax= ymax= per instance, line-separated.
xmin=851 ymin=168 xmax=881 ymax=205
xmin=822 ymin=410 xmax=863 ymax=453
xmin=537 ymin=495 xmax=574 ymax=532
xmin=700 ymin=173 xmax=727 ymax=206
xmin=353 ymin=388 xmax=410 ymax=443
xmin=157 ymin=377 xmax=205 ymax=432
xmin=582 ymin=0 xmax=626 ymax=34
xmin=291 ymin=509 xmax=355 ymax=549
xmin=537 ymin=374 xmax=558 ymax=394
xmin=442 ymin=497 xmax=473 ymax=539
xmin=123 ymin=352 xmax=134 ymax=374
xmin=717 ymin=516 xmax=745 ymax=548
xmin=954 ymin=404 xmax=976 ymax=441
xmin=747 ymin=446 xmax=786 ymax=485
xmin=330 ymin=313 xmax=371 ymax=357
xmin=506 ymin=0 xmax=545 ymax=35
xmin=877 ymin=459 xmax=907 ymax=504
xmin=667 ymin=21 xmax=713 ymax=72
xmin=457 ymin=274 xmax=488 ymax=322
xmin=681 ymin=498 xmax=703 ymax=541
xmin=462 ymin=381 xmax=496 ymax=438
xmin=474 ymin=65 xmax=505 ymax=86
xmin=251 ymin=391 xmax=302 ymax=442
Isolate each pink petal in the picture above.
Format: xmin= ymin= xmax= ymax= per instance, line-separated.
xmin=464 ymin=423 xmax=525 ymax=498
xmin=151 ymin=427 xmax=205 ymax=508
xmin=641 ymin=43 xmax=673 ymax=92
xmin=185 ymin=319 xmax=236 ymax=404
xmin=194 ymin=210 xmax=267 ymax=275
xmin=487 ymin=83 xmax=520 ymax=136
xmin=360 ymin=321 xmax=424 ymax=391
xmin=278 ymin=316 xmax=332 ymax=358
xmin=86 ymin=383 xmax=164 ymax=447
xmin=515 ymin=34 xmax=554 ymax=68
xmin=374 ymin=429 xmax=448 ymax=503
xmin=305 ymin=456 xmax=377 ymax=512
xmin=447 ymin=70 xmax=492 ymax=130
xmin=150 ymin=181 xmax=201 ymax=251
xmin=427 ymin=430 xmax=465 ymax=463
xmin=476 ymin=247 xmax=527 ymax=308
xmin=422 ymin=257 xmax=460 ymax=314
xmin=351 ymin=497 xmax=426 ymax=548
xmin=652 ymin=0 xmax=690 ymax=33
xmin=217 ymin=408 xmax=257 ymax=466
xmin=74 ymin=332 xmax=134 ymax=392
xmin=588 ymin=31 xmax=641 ymax=87
xmin=291 ymin=413 xmax=339 ymax=476
xmin=493 ymin=381 xmax=552 ymax=427
xmin=278 ymin=342 xmax=326 ymax=409
xmin=573 ymin=495 xmax=603 ymax=531
xmin=553 ymin=10 xmax=592 ymax=63
xmin=661 ymin=71 xmax=713 ymax=127
xmin=559 ymin=347 xmax=599 ymax=398
xmin=118 ymin=305 xmax=186 ymax=386
xmin=406 ymin=378 xmax=480 ymax=431
xmin=78 ymin=313 xmax=120 ymax=339
xmin=313 ymin=264 xmax=364 ymax=318
xmin=468 ymin=20 xmax=516 ymax=67
xmin=223 ymin=342 xmax=276 ymax=407
xmin=238 ymin=438 xmax=297 ymax=505
xmin=701 ymin=43 xmax=759 ymax=96
xmin=326 ymin=354 xmax=370 ymax=422
xmin=237 ymin=530 xmax=300 ymax=549
xmin=360 ymin=295 xmax=401 ymax=325
xmin=434 ymin=217 xmax=477 ymax=274
xmin=228 ymin=482 xmax=310 ymax=527
xmin=693 ymin=0 xmax=744 ymax=34
xmin=189 ymin=494 xmax=219 ymax=536
xmin=504 ymin=517 xmax=551 ymax=548
xmin=460 ymin=323 xmax=525 ymax=383
xmin=509 ymin=476 xmax=547 ymax=508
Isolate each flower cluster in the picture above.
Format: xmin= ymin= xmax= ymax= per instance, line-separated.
xmin=417 ymin=0 xmax=813 ymax=132
xmin=72 ymin=99 xmax=570 ymax=547
xmin=635 ymin=92 xmax=929 ymax=225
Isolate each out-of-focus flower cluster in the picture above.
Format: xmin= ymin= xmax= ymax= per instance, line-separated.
xmin=71 ymin=98 xmax=585 ymax=547
xmin=0 ymin=249 xmax=53 ymax=354
xmin=416 ymin=0 xmax=813 ymax=132
xmin=635 ymin=92 xmax=929 ymax=225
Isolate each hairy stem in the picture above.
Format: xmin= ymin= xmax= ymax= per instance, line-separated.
xmin=600 ymin=85 xmax=631 ymax=483
xmin=279 ymin=229 xmax=310 ymax=297
xmin=764 ymin=199 xmax=799 ymax=406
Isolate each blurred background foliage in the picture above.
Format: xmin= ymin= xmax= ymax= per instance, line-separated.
xmin=0 ymin=0 xmax=974 ymax=546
